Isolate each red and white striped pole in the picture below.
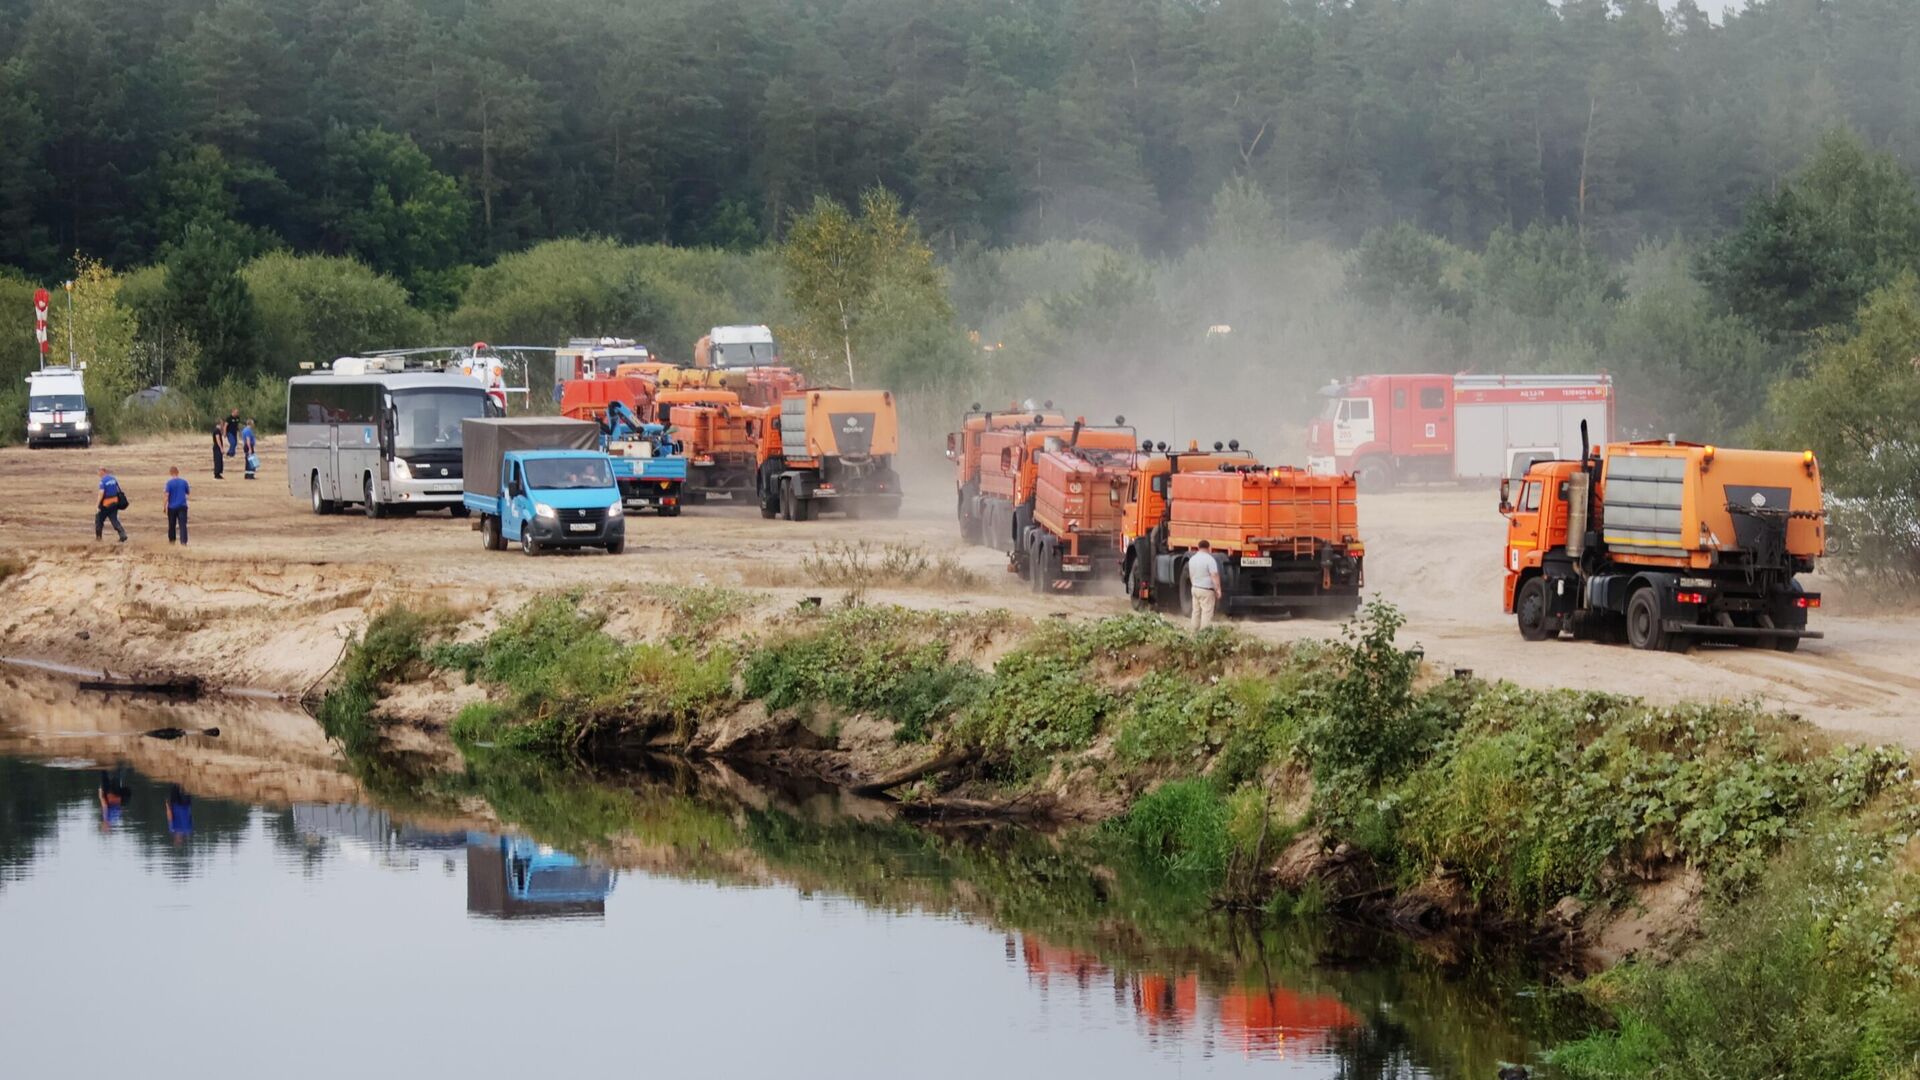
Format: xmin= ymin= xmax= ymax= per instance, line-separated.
xmin=32 ymin=287 xmax=49 ymax=365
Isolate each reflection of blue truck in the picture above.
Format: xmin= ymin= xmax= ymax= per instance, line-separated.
xmin=462 ymin=417 xmax=625 ymax=556
xmin=465 ymin=832 xmax=618 ymax=920
xmin=603 ymin=401 xmax=687 ymax=516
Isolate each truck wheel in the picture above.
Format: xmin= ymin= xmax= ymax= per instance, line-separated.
xmin=450 ymin=504 xmax=470 ymax=519
xmin=1028 ymin=540 xmax=1050 ymax=593
xmin=310 ymin=475 xmax=333 ymax=516
xmin=363 ymin=477 xmax=386 ymax=519
xmin=660 ymin=504 xmax=682 ymax=517
xmin=759 ymin=483 xmax=779 ymax=519
xmin=605 ymin=537 xmax=625 ymax=555
xmin=1355 ymin=458 xmax=1394 ymax=491
xmin=958 ymin=492 xmax=979 ymax=543
xmin=1625 ymin=589 xmax=1670 ymax=652
xmin=521 ymin=530 xmax=540 ymax=557
xmin=1177 ymin=565 xmax=1196 ymax=619
xmin=481 ymin=515 xmax=504 ymax=551
xmin=1516 ymin=578 xmax=1553 ymax=642
xmin=1774 ymin=634 xmax=1801 ymax=653
xmin=793 ymin=491 xmax=815 ymax=522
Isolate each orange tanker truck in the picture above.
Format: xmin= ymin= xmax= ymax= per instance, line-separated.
xmin=1017 ymin=438 xmax=1135 ymax=592
xmin=967 ymin=416 xmax=1136 ymax=555
xmin=655 ymin=388 xmax=766 ymax=502
xmin=1119 ymin=442 xmax=1364 ymax=618
xmin=1501 ymin=431 xmax=1825 ymax=651
xmin=755 ymin=388 xmax=903 ymax=520
xmin=947 ymin=403 xmax=1067 ymax=544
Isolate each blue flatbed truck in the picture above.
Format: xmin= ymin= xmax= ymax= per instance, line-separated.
xmin=462 ymin=417 xmax=626 ymax=555
xmin=606 ymin=419 xmax=688 ymax=516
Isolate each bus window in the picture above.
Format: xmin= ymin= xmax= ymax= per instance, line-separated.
xmin=392 ymin=388 xmax=486 ymax=451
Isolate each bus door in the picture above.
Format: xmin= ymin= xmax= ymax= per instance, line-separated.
xmin=327 ymin=420 xmax=342 ymax=501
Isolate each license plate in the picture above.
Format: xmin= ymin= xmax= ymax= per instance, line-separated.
xmin=567 ymin=523 xmax=595 ymax=533
xmin=1240 ymin=556 xmax=1273 ymax=568
xmin=1063 ymin=564 xmax=1091 ymax=573
xmin=429 ymin=486 xmax=459 ymax=494
xmin=48 ymin=432 xmax=66 ymax=439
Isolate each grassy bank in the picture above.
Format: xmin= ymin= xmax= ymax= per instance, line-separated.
xmin=317 ymin=590 xmax=1920 ymax=1078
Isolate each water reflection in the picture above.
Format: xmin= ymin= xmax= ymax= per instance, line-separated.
xmin=1017 ymin=935 xmax=1366 ymax=1063
xmin=0 ymin=743 xmax=1580 ymax=1078
xmin=288 ymin=803 xmax=618 ymax=920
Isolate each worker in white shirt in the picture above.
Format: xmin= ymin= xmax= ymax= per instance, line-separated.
xmin=1186 ymin=540 xmax=1221 ymax=632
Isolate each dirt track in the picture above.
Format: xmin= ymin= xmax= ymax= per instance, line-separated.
xmin=2 ymin=433 xmax=1916 ymax=746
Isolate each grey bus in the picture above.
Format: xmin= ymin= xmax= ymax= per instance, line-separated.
xmin=287 ymin=360 xmax=497 ymax=517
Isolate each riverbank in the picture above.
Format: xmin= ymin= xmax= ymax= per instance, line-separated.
xmin=307 ymin=588 xmax=1920 ymax=1078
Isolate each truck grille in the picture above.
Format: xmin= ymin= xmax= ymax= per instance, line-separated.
xmin=560 ymin=506 xmax=609 ymax=525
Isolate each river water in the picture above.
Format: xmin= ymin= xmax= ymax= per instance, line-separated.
xmin=0 ymin=703 xmax=1580 ymax=1079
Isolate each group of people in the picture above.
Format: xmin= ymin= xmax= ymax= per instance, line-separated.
xmin=212 ymin=409 xmax=257 ymax=481
xmin=92 ymin=407 xmax=255 ymax=546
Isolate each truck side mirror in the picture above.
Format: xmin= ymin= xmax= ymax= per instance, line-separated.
xmin=1498 ymin=478 xmax=1513 ymax=515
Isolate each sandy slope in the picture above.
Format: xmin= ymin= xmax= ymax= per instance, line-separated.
xmin=2 ymin=433 xmax=1915 ymax=746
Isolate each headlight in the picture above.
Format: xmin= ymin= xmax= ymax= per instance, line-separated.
xmin=391 ymin=459 xmax=412 ymax=480
xmin=534 ymin=502 xmax=556 ymax=519
xmin=26 ymin=421 xmax=42 ymax=432
xmin=74 ymin=420 xmax=90 ymax=431
xmin=607 ymin=500 xmax=623 ymax=518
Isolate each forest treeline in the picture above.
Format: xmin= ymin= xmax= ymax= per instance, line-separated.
xmin=4 ymin=0 xmax=1920 ymax=277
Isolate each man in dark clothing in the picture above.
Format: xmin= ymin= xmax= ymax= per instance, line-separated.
xmin=225 ymin=409 xmax=241 ymax=457
xmin=212 ymin=424 xmax=225 ymax=479
xmin=95 ymin=467 xmax=127 ymax=542
xmin=165 ymin=465 xmax=190 ymax=545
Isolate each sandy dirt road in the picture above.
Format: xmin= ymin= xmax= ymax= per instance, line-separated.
xmin=1 ymin=433 xmax=1915 ymax=745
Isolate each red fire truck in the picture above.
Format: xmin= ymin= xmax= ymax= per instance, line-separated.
xmin=1305 ymin=373 xmax=1614 ymax=488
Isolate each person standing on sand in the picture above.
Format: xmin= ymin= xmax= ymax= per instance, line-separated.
xmin=241 ymin=418 xmax=258 ymax=479
xmin=211 ymin=424 xmax=225 ymax=479
xmin=1186 ymin=540 xmax=1221 ymax=633
xmin=225 ymin=409 xmax=241 ymax=457
xmin=94 ymin=466 xmax=128 ymax=543
xmin=164 ymin=465 xmax=190 ymax=545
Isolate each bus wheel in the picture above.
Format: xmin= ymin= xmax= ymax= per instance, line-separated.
xmin=310 ymin=475 xmax=333 ymax=516
xmin=363 ymin=477 xmax=386 ymax=519
xmin=1516 ymin=578 xmax=1553 ymax=641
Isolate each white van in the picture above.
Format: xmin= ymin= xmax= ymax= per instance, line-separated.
xmin=25 ymin=366 xmax=91 ymax=448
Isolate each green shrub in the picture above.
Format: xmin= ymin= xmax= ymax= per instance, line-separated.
xmin=954 ymin=647 xmax=1111 ymax=775
xmin=1115 ymin=779 xmax=1231 ymax=880
xmin=742 ymin=606 xmax=983 ymax=742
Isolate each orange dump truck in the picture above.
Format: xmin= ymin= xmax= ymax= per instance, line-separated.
xmin=947 ymin=405 xmax=1067 ymax=543
xmin=1121 ymin=448 xmax=1364 ymax=618
xmin=755 ymin=388 xmax=903 ymax=520
xmin=1502 ymin=435 xmax=1825 ymax=651
xmin=655 ymin=389 xmax=766 ymax=501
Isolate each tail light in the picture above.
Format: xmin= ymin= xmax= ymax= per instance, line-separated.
xmin=1797 ymin=595 xmax=1821 ymax=609
xmin=1675 ymin=592 xmax=1705 ymax=605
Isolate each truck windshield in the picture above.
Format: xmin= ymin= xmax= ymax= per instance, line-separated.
xmin=392 ymin=389 xmax=487 ymax=452
xmin=29 ymin=395 xmax=86 ymax=412
xmin=524 ymin=458 xmax=613 ymax=489
xmin=712 ymin=341 xmax=778 ymax=368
